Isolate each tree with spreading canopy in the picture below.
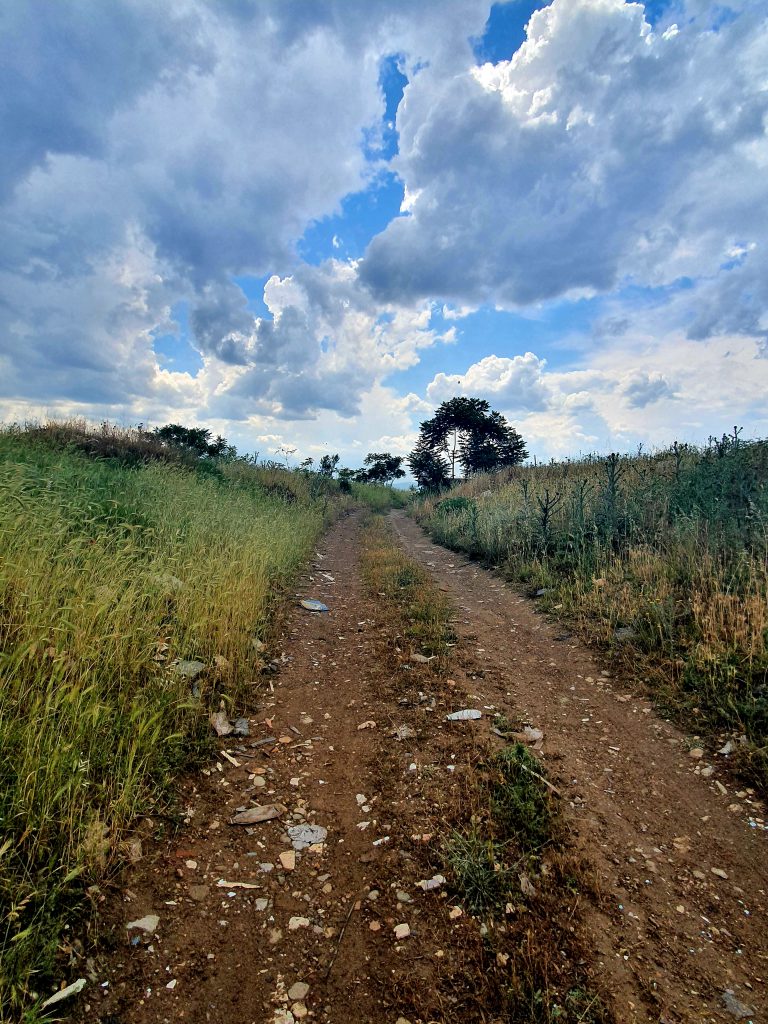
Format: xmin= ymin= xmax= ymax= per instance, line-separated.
xmin=357 ymin=452 xmax=406 ymax=485
xmin=409 ymin=397 xmax=527 ymax=486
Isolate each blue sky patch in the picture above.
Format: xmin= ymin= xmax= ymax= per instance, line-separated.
xmin=297 ymin=172 xmax=405 ymax=264
xmin=152 ymin=301 xmax=204 ymax=375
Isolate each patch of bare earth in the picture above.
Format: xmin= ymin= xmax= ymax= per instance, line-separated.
xmin=390 ymin=509 xmax=767 ymax=1023
xmin=73 ymin=512 xmax=491 ymax=1024
xmin=71 ymin=509 xmax=765 ymax=1024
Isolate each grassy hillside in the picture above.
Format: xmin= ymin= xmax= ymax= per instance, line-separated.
xmin=0 ymin=422 xmax=396 ymax=1012
xmin=413 ymin=433 xmax=768 ymax=791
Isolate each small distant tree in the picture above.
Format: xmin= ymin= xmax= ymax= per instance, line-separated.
xmin=318 ymin=453 xmax=340 ymax=477
xmin=337 ymin=467 xmax=356 ymax=492
xmin=408 ymin=437 xmax=450 ymax=491
xmin=358 ymin=452 xmax=406 ymax=485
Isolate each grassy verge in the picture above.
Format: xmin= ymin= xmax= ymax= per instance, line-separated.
xmin=0 ymin=425 xmax=350 ymax=1014
xmin=412 ymin=435 xmax=768 ymax=792
xmin=359 ymin=515 xmax=611 ymax=1024
xmin=360 ymin=514 xmax=455 ymax=661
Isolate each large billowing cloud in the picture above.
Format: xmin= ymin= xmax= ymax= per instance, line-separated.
xmin=205 ymin=260 xmax=450 ymax=420
xmin=362 ymin=0 xmax=768 ymax=327
xmin=422 ymin=326 xmax=768 ymax=458
xmin=0 ymin=0 xmax=490 ymax=411
xmin=2 ymin=0 xmax=768 ymax=467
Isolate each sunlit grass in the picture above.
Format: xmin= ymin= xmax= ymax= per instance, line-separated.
xmin=359 ymin=515 xmax=455 ymax=662
xmin=0 ymin=427 xmax=334 ymax=1010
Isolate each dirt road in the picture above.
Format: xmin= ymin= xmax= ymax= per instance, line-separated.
xmin=76 ymin=510 xmax=766 ymax=1024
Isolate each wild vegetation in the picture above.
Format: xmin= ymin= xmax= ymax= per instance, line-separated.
xmin=0 ymin=420 xmax=399 ymax=1013
xmin=413 ymin=430 xmax=768 ymax=791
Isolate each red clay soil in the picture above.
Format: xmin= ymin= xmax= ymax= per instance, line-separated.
xmin=68 ymin=510 xmax=766 ymax=1024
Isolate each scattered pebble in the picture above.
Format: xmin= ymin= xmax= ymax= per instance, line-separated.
xmin=446 ymin=709 xmax=482 ymax=721
xmin=287 ymin=824 xmax=327 ymax=850
xmin=126 ymin=914 xmax=159 ymax=934
xmin=394 ymin=725 xmax=416 ymax=740
xmin=209 ymin=710 xmax=234 ymax=737
xmin=416 ymin=875 xmax=445 ymax=891
xmin=279 ymin=851 xmax=296 ymax=871
xmin=722 ymin=989 xmax=755 ymax=1018
xmin=41 ymin=979 xmax=87 ymax=1009
xmin=394 ymin=923 xmax=410 ymax=939
xmin=230 ymin=803 xmax=286 ymax=826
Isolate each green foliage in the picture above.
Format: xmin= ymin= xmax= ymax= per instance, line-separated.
xmin=436 ymin=496 xmax=476 ymax=515
xmin=412 ymin=396 xmax=528 ymax=482
xmin=154 ymin=422 xmax=235 ymax=460
xmin=489 ymin=744 xmax=556 ymax=853
xmin=444 ymin=828 xmax=514 ymax=914
xmin=350 ymin=481 xmax=408 ymax=512
xmin=358 ymin=451 xmax=406 ymax=485
xmin=408 ymin=436 xmax=451 ymax=491
xmin=360 ymin=517 xmax=455 ymax=659
xmin=318 ymin=453 xmax=340 ymax=477
xmin=0 ymin=426 xmax=336 ymax=1012
xmin=445 ymin=743 xmax=557 ymax=915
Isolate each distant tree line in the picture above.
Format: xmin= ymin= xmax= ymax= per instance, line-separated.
xmin=154 ymin=423 xmax=406 ymax=488
xmin=152 ymin=396 xmax=529 ymax=494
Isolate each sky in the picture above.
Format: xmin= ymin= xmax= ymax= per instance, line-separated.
xmin=1 ymin=0 xmax=767 ymax=469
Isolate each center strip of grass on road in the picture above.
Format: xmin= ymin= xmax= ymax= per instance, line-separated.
xmin=359 ymin=514 xmax=612 ymax=1024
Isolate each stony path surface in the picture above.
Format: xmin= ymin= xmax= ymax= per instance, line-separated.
xmin=75 ymin=510 xmax=766 ymax=1024
xmin=390 ymin=510 xmax=768 ymax=1023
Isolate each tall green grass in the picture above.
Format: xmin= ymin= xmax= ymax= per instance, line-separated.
xmin=0 ymin=426 xmax=336 ymax=1011
xmin=414 ymin=434 xmax=768 ymax=788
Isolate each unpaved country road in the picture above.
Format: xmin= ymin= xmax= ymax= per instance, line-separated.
xmin=391 ymin=509 xmax=768 ymax=1022
xmin=77 ymin=510 xmax=766 ymax=1024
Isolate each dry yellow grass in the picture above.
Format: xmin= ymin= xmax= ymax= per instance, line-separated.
xmin=413 ymin=437 xmax=768 ymax=791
